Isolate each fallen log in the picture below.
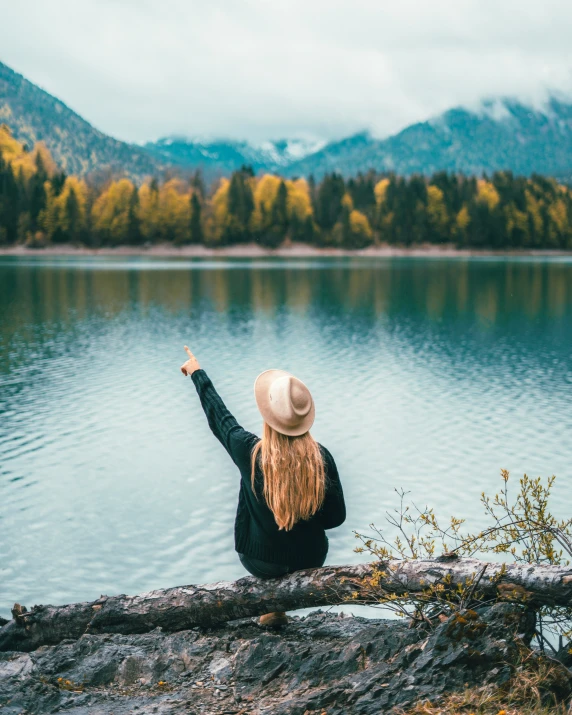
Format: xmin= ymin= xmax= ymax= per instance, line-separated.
xmin=2 ymin=557 xmax=572 ymax=653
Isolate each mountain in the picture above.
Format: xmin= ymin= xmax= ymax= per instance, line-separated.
xmin=2 ymin=58 xmax=572 ymax=183
xmin=144 ymin=136 xmax=325 ymax=176
xmin=145 ymin=98 xmax=572 ymax=182
xmin=284 ymin=98 xmax=572 ymax=182
xmin=0 ymin=61 xmax=164 ymax=180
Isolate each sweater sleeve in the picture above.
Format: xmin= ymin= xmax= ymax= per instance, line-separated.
xmin=190 ymin=369 xmax=256 ymax=466
xmin=317 ymin=448 xmax=346 ymax=530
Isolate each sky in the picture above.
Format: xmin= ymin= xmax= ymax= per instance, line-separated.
xmin=1 ymin=0 xmax=572 ymax=145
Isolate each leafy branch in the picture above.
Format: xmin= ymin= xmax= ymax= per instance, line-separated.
xmin=353 ymin=471 xmax=572 ymax=650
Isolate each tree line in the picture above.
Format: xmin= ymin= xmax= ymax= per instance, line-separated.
xmin=1 ymin=124 xmax=572 ymax=250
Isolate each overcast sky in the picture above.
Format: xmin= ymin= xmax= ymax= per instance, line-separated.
xmin=1 ymin=0 xmax=572 ymax=145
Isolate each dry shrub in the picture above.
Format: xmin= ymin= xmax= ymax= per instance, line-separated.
xmin=400 ymin=653 xmax=571 ymax=714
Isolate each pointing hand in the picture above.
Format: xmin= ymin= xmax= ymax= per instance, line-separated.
xmin=180 ymin=345 xmax=201 ymax=376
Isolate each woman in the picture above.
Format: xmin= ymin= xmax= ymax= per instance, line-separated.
xmin=180 ymin=346 xmax=346 ymax=627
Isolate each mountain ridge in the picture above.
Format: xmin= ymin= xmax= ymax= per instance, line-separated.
xmin=144 ymin=97 xmax=572 ymax=182
xmin=143 ymin=136 xmax=326 ymax=176
xmin=0 ymin=60 xmax=164 ymax=180
xmin=283 ymin=98 xmax=572 ymax=181
xmin=2 ymin=58 xmax=572 ymax=183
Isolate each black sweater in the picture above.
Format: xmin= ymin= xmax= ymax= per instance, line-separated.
xmin=191 ymin=369 xmax=346 ymax=568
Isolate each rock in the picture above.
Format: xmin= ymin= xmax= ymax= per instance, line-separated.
xmin=0 ymin=653 xmax=33 ymax=680
xmin=0 ymin=604 xmax=566 ymax=714
xmin=208 ymin=655 xmax=232 ymax=683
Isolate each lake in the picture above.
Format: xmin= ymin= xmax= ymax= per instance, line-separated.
xmin=1 ymin=255 xmax=572 ymax=619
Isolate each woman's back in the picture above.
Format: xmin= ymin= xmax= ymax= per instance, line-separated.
xmin=189 ymin=369 xmax=345 ymax=569
xmin=238 ymin=429 xmax=345 ymax=569
xmin=180 ymin=342 xmax=346 ymax=571
xmin=181 ymin=346 xmax=346 ymax=627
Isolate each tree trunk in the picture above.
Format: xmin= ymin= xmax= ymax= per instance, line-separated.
xmin=2 ymin=557 xmax=572 ymax=653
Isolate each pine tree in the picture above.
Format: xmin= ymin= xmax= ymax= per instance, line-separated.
xmin=64 ymin=186 xmax=80 ymax=243
xmin=0 ymin=156 xmax=19 ymax=243
xmin=51 ymin=171 xmax=67 ymax=196
xmin=308 ymin=174 xmax=317 ymax=215
xmin=225 ymin=170 xmax=254 ymax=243
xmin=316 ymin=173 xmax=345 ymax=231
xmin=191 ymin=170 xmax=205 ymax=199
xmin=28 ymin=152 xmax=48 ymax=228
xmin=302 ymin=215 xmax=318 ymax=244
xmin=189 ymin=192 xmax=204 ymax=244
xmin=271 ymin=180 xmax=288 ymax=230
xmin=126 ymin=186 xmax=141 ymax=245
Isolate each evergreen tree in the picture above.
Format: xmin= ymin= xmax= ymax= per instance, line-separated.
xmin=189 ymin=192 xmax=204 ymax=244
xmin=191 ymin=170 xmax=205 ymax=199
xmin=240 ymin=164 xmax=255 ymax=177
xmin=51 ymin=172 xmax=67 ymax=196
xmin=302 ymin=215 xmax=318 ymax=244
xmin=225 ymin=169 xmax=254 ymax=243
xmin=347 ymin=172 xmax=376 ymax=213
xmin=0 ymin=157 xmax=20 ymax=243
xmin=258 ymin=180 xmax=289 ymax=248
xmin=65 ymin=186 xmax=80 ymax=243
xmin=28 ymin=151 xmax=48 ymax=227
xmin=316 ymin=173 xmax=345 ymax=231
xmin=271 ymin=180 xmax=288 ymax=230
xmin=308 ymin=174 xmax=317 ymax=215
xmin=126 ymin=186 xmax=141 ymax=245
xmin=17 ymin=211 xmax=32 ymax=244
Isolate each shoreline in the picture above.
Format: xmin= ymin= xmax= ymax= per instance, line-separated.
xmin=1 ymin=242 xmax=572 ymax=259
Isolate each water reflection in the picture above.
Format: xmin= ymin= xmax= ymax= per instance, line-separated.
xmin=3 ymin=258 xmax=572 ymax=333
xmin=1 ymin=256 xmax=571 ymax=617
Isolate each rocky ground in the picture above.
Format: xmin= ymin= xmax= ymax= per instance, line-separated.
xmin=0 ymin=603 xmax=567 ymax=715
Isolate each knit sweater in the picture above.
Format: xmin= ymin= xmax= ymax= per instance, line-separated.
xmin=191 ymin=369 xmax=346 ymax=568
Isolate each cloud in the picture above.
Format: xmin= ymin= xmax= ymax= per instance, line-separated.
xmin=1 ymin=0 xmax=571 ymax=143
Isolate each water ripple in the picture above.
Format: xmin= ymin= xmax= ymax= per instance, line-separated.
xmin=1 ymin=257 xmax=572 ymax=616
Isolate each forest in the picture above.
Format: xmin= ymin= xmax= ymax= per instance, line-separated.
xmin=1 ymin=123 xmax=572 ymax=250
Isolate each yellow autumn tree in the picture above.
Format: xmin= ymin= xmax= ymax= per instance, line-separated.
xmin=205 ymin=177 xmax=231 ymax=244
xmin=156 ymin=179 xmax=191 ymax=244
xmin=454 ymin=205 xmax=471 ymax=244
xmin=0 ymin=125 xmax=57 ymax=180
xmin=476 ymin=180 xmax=500 ymax=210
xmin=341 ymin=192 xmax=354 ymax=212
xmin=0 ymin=124 xmax=25 ymax=164
xmin=287 ymin=178 xmax=312 ymax=222
xmin=251 ymin=175 xmax=313 ymax=230
xmin=374 ymin=178 xmax=390 ymax=206
xmin=91 ymin=179 xmax=137 ymax=246
xmin=525 ymin=189 xmax=543 ymax=245
xmin=138 ymin=181 xmax=161 ymax=243
xmin=426 ymin=185 xmax=449 ymax=240
xmin=331 ymin=200 xmax=373 ymax=249
xmin=250 ymin=174 xmax=281 ymax=233
xmin=547 ymin=198 xmax=569 ymax=248
xmin=504 ymin=204 xmax=529 ymax=246
xmin=349 ymin=209 xmax=373 ymax=241
xmin=40 ymin=176 xmax=88 ymax=243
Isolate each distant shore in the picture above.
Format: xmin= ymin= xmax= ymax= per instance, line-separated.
xmin=1 ymin=242 xmax=571 ymax=258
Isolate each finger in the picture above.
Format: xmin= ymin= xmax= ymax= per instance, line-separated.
xmin=181 ymin=365 xmax=188 ymax=375
xmin=184 ymin=345 xmax=193 ymax=358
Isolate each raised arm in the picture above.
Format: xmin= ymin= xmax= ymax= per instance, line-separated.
xmin=181 ymin=346 xmax=256 ymax=464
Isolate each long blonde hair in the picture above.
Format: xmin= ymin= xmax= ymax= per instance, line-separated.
xmin=251 ymin=422 xmax=326 ymax=531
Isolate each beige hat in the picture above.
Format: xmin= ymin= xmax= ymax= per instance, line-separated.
xmin=254 ymin=369 xmax=315 ymax=436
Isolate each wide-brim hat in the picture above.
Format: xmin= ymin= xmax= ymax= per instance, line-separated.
xmin=254 ymin=369 xmax=315 ymax=437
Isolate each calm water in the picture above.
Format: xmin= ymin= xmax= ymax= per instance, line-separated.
xmin=1 ymin=256 xmax=572 ymax=618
